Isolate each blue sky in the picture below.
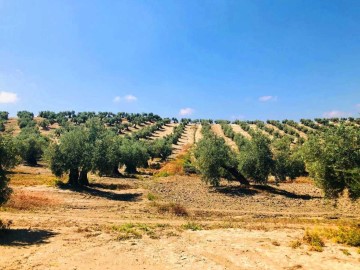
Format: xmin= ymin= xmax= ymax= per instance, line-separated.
xmin=0 ymin=0 xmax=359 ymax=120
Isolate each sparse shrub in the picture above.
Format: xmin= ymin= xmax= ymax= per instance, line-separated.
xmin=155 ymin=202 xmax=189 ymax=216
xmin=111 ymin=223 xmax=161 ymax=240
xmin=147 ymin=193 xmax=157 ymax=201
xmin=182 ymin=222 xmax=202 ymax=231
xmin=323 ymin=226 xmax=360 ymax=247
xmin=303 ymin=230 xmax=325 ymax=252
xmin=290 ymin=240 xmax=302 ymax=249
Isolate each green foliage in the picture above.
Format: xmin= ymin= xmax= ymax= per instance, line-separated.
xmin=17 ymin=110 xmax=36 ymax=129
xmin=182 ymin=222 xmax=203 ymax=231
xmin=47 ymin=127 xmax=91 ymax=185
xmin=0 ymin=121 xmax=5 ymax=132
xmin=0 ymin=135 xmax=19 ymax=205
xmin=0 ymin=111 xmax=9 ymax=121
xmin=119 ymin=138 xmax=149 ymax=173
xmin=302 ymin=125 xmax=360 ymax=198
xmin=194 ymin=131 xmax=236 ymax=186
xmin=92 ymin=131 xmax=122 ymax=176
xmin=271 ymin=137 xmax=305 ymax=182
xmin=238 ymin=133 xmax=273 ymax=184
xmin=39 ymin=119 xmax=50 ymax=130
xmin=16 ymin=127 xmax=48 ymax=166
xmin=147 ymin=138 xmax=172 ymax=161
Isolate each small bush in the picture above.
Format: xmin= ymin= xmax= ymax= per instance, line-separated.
xmin=147 ymin=193 xmax=157 ymax=201
xmin=155 ymin=202 xmax=189 ymax=216
xmin=290 ymin=240 xmax=302 ymax=249
xmin=303 ymin=230 xmax=325 ymax=252
xmin=322 ymin=226 xmax=360 ymax=247
xmin=182 ymin=222 xmax=203 ymax=231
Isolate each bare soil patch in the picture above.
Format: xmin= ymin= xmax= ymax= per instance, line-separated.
xmin=1 ymin=166 xmax=359 ymax=269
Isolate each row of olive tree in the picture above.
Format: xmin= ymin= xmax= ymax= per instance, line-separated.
xmin=195 ymin=122 xmax=359 ymax=198
xmin=194 ymin=122 xmax=305 ymax=185
xmin=46 ymin=118 xmax=174 ymax=186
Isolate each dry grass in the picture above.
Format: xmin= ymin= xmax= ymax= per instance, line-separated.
xmin=9 ymin=165 xmax=61 ymax=187
xmin=294 ymin=177 xmax=313 ymax=184
xmin=155 ymin=145 xmax=193 ymax=177
xmin=0 ymin=219 xmax=12 ymax=232
xmin=153 ymin=202 xmax=189 ymax=216
xmin=5 ymin=190 xmax=60 ymax=210
xmin=110 ymin=223 xmax=170 ymax=240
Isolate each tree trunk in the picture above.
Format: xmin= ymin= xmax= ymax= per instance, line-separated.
xmin=69 ymin=168 xmax=79 ymax=186
xmin=125 ymin=164 xmax=137 ymax=174
xmin=112 ymin=166 xmax=122 ymax=177
xmin=79 ymin=170 xmax=89 ymax=186
xmin=222 ymin=165 xmax=250 ymax=186
xmin=27 ymin=155 xmax=37 ymax=166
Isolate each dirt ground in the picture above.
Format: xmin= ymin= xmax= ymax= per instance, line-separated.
xmin=1 ymin=166 xmax=360 ymax=270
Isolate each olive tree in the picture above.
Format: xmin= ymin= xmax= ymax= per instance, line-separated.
xmin=302 ymin=125 xmax=360 ymax=198
xmin=16 ymin=127 xmax=48 ymax=166
xmin=47 ymin=127 xmax=91 ymax=186
xmin=194 ymin=133 xmax=249 ymax=186
xmin=271 ymin=137 xmax=305 ymax=182
xmin=147 ymin=139 xmax=172 ymax=161
xmin=238 ymin=133 xmax=273 ymax=184
xmin=92 ymin=131 xmax=123 ymax=177
xmin=118 ymin=138 xmax=149 ymax=174
xmin=0 ymin=135 xmax=19 ymax=204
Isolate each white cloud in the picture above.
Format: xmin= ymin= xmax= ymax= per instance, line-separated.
xmin=113 ymin=94 xmax=137 ymax=103
xmin=124 ymin=94 xmax=137 ymax=102
xmin=323 ymin=110 xmax=351 ymax=118
xmin=0 ymin=91 xmax=18 ymax=104
xmin=179 ymin=108 xmax=194 ymax=116
xmin=259 ymin=95 xmax=277 ymax=102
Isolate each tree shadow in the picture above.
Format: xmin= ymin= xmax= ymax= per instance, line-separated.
xmin=213 ymin=184 xmax=321 ymax=200
xmin=0 ymin=229 xmax=57 ymax=246
xmin=58 ymin=185 xmax=142 ymax=202
xmin=252 ymin=185 xmax=321 ymax=200
xmin=213 ymin=186 xmax=259 ymax=197
xmin=89 ymin=183 xmax=133 ymax=190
